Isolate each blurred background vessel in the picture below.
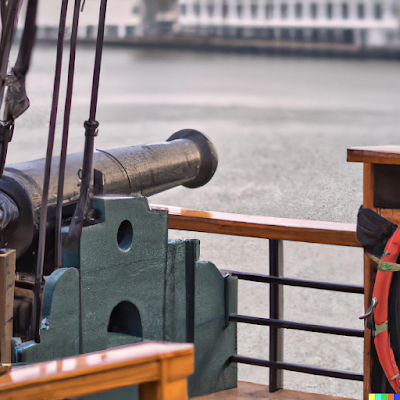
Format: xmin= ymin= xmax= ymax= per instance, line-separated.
xmin=18 ymin=0 xmax=400 ymax=56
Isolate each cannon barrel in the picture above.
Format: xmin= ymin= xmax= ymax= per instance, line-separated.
xmin=0 ymin=129 xmax=218 ymax=268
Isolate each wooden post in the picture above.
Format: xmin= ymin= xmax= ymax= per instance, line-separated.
xmin=0 ymin=249 xmax=16 ymax=364
xmin=362 ymin=163 xmax=374 ymax=399
xmin=348 ymin=146 xmax=400 ymax=400
xmin=139 ymin=355 xmax=190 ymax=400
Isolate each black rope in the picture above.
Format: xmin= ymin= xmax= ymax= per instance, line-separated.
xmin=67 ymin=0 xmax=107 ymax=247
xmin=33 ymin=0 xmax=108 ymax=342
xmin=54 ymin=0 xmax=82 ymax=270
xmin=13 ymin=0 xmax=38 ymax=79
xmin=32 ymin=0 xmax=70 ymax=343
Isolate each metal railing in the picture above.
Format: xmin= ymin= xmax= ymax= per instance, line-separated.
xmin=150 ymin=204 xmax=364 ymax=392
xmin=227 ymin=238 xmax=364 ymax=391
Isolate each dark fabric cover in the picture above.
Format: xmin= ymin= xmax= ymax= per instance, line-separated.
xmin=357 ymin=206 xmax=397 ymax=253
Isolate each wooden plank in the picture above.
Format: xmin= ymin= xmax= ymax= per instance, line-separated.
xmin=150 ymin=205 xmax=360 ymax=247
xmin=348 ymin=146 xmax=400 ymax=165
xmin=193 ymin=381 xmax=358 ymax=400
xmin=0 ymin=342 xmax=194 ymax=400
xmin=0 ymin=249 xmax=15 ymax=364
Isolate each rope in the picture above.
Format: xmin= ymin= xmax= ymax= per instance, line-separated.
xmin=32 ymin=0 xmax=70 ymax=343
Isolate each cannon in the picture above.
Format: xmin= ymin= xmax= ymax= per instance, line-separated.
xmin=5 ymin=129 xmax=237 ymax=400
xmin=0 ymin=129 xmax=217 ymax=275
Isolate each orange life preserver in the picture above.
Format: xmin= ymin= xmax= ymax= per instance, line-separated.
xmin=372 ymin=226 xmax=400 ymax=392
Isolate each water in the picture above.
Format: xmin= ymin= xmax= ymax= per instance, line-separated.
xmin=12 ymin=45 xmax=400 ymax=223
xmin=9 ymin=43 xmax=400 ymax=398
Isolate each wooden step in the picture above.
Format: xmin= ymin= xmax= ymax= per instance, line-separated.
xmin=193 ymin=382 xmax=357 ymax=400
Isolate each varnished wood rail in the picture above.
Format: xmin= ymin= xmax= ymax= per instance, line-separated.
xmin=348 ymin=145 xmax=400 ymax=165
xmin=0 ymin=342 xmax=194 ymax=400
xmin=150 ymin=205 xmax=361 ymax=247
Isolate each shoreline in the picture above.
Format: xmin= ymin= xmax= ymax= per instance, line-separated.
xmin=37 ymin=34 xmax=400 ymax=59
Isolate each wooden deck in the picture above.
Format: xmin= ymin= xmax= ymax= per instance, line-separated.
xmin=194 ymin=382 xmax=357 ymax=400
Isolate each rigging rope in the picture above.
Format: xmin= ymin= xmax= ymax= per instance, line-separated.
xmin=53 ymin=0 xmax=82 ymax=270
xmin=32 ymin=0 xmax=70 ymax=343
xmin=67 ymin=0 xmax=107 ymax=248
xmin=34 ymin=0 xmax=108 ymax=343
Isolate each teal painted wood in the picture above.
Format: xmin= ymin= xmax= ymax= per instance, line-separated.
xmin=18 ymin=267 xmax=80 ymax=362
xmin=15 ymin=195 xmax=237 ymax=399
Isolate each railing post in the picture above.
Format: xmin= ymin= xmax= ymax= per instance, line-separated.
xmin=269 ymin=239 xmax=283 ymax=392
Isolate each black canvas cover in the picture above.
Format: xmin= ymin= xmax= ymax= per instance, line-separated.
xmin=357 ymin=206 xmax=397 ymax=253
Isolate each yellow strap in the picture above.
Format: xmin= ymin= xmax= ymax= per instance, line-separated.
xmin=378 ymin=260 xmax=400 ymax=271
xmin=375 ymin=320 xmax=388 ymax=336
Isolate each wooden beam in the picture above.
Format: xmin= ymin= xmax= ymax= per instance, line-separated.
xmin=0 ymin=249 xmax=15 ymax=364
xmin=0 ymin=342 xmax=194 ymax=400
xmin=150 ymin=205 xmax=360 ymax=247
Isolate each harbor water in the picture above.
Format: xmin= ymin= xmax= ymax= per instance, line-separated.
xmin=9 ymin=43 xmax=400 ymax=398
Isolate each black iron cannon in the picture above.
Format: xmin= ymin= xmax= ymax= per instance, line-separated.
xmin=0 ymin=129 xmax=217 ymax=275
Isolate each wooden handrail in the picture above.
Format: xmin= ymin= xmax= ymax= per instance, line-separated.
xmin=348 ymin=145 xmax=400 ymax=165
xmin=150 ymin=205 xmax=361 ymax=247
xmin=0 ymin=342 xmax=194 ymax=400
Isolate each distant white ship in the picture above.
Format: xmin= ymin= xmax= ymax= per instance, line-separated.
xmin=20 ymin=0 xmax=144 ymax=39
xmin=23 ymin=0 xmax=400 ymax=50
xmin=177 ymin=0 xmax=400 ymax=48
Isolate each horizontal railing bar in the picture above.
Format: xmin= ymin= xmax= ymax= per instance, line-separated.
xmin=225 ymin=270 xmax=364 ymax=294
xmin=150 ymin=205 xmax=361 ymax=247
xmin=229 ymin=314 xmax=364 ymax=337
xmin=230 ymin=355 xmax=363 ymax=381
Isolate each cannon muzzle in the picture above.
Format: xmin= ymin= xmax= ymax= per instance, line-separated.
xmin=0 ymin=129 xmax=217 ymax=271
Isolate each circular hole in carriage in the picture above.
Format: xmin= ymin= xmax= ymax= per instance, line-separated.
xmin=117 ymin=220 xmax=133 ymax=251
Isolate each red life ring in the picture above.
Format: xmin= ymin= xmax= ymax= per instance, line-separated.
xmin=373 ymin=227 xmax=400 ymax=392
